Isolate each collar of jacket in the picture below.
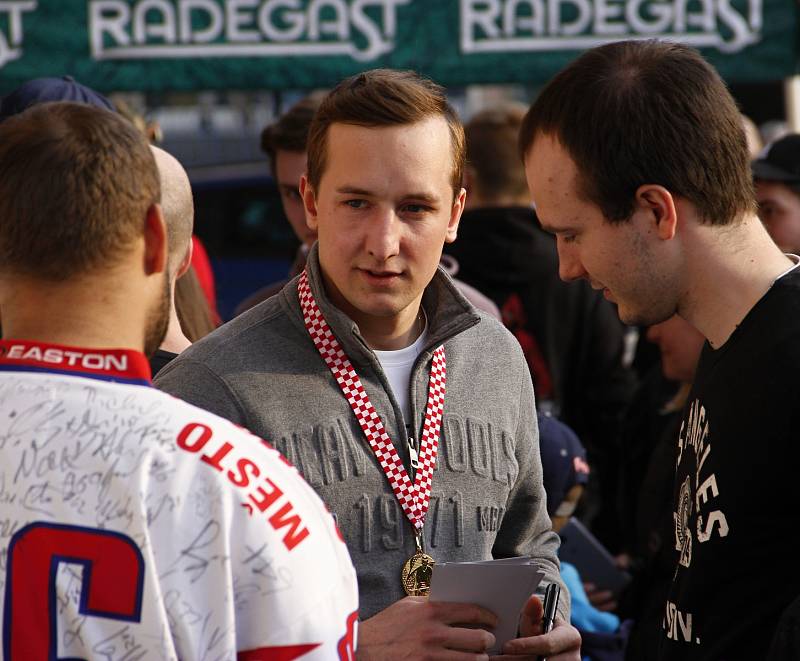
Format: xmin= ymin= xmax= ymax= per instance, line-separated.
xmin=281 ymin=242 xmax=482 ymax=369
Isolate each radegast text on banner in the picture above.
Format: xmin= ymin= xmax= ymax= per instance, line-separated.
xmin=0 ymin=0 xmax=796 ymax=92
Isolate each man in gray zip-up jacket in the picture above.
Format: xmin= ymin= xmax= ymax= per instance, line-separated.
xmin=156 ymin=69 xmax=579 ymax=659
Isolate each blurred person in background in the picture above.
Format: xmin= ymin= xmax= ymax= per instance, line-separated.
xmin=0 ymin=101 xmax=358 ymax=658
xmin=539 ymin=414 xmax=631 ymax=660
xmin=446 ymin=105 xmax=635 ymax=549
xmin=752 ymin=134 xmax=800 ymax=255
xmin=521 ymin=39 xmax=800 ymax=659
xmin=235 ymin=94 xmax=323 ymax=314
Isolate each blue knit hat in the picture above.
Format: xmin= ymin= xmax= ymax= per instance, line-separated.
xmin=0 ymin=76 xmax=115 ymax=122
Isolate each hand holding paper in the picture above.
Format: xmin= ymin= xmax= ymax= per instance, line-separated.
xmin=356 ymin=596 xmax=497 ymax=660
xmin=428 ymin=556 xmax=544 ymax=654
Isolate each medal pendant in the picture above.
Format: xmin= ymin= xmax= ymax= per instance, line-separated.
xmin=402 ymin=550 xmax=435 ymax=596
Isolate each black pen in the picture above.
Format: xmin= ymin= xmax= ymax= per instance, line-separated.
xmin=539 ymin=583 xmax=561 ymax=661
xmin=541 ymin=582 xmax=560 ymax=633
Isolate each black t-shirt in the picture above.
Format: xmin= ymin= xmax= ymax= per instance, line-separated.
xmin=660 ymin=268 xmax=800 ymax=660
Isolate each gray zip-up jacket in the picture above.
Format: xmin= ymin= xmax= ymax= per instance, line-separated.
xmin=156 ymin=245 xmax=568 ymax=622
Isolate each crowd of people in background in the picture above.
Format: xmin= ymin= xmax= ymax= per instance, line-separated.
xmin=0 ymin=37 xmax=799 ymax=661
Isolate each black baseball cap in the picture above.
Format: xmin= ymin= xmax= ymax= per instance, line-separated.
xmin=0 ymin=75 xmax=115 ymax=122
xmin=752 ymin=134 xmax=800 ymax=185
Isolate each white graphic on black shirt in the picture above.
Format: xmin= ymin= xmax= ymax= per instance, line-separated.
xmin=675 ymin=476 xmax=693 ymax=568
xmin=666 ymin=399 xmax=730 ymax=643
xmin=673 ymin=399 xmax=729 ymax=568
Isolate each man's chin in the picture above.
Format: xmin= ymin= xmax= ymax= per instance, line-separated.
xmin=618 ymin=304 xmax=673 ymax=328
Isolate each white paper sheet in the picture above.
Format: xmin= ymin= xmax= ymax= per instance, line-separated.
xmin=429 ymin=558 xmax=544 ymax=654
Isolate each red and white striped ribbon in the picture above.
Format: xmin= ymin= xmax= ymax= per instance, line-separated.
xmin=298 ymin=270 xmax=446 ymax=531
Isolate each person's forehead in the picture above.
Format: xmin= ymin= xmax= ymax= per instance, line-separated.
xmin=525 ymin=133 xmax=592 ymax=229
xmin=326 ymin=116 xmax=451 ymax=153
xmin=526 ymin=133 xmax=577 ymax=181
xmin=322 ymin=118 xmax=453 ymax=193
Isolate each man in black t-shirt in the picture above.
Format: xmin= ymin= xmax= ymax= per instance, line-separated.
xmin=520 ymin=40 xmax=800 ymax=660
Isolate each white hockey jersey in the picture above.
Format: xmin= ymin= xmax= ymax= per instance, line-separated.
xmin=0 ymin=340 xmax=358 ymax=660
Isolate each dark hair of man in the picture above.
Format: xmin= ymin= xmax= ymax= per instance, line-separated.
xmin=260 ymin=94 xmax=323 ymax=174
xmin=519 ymin=40 xmax=756 ymax=225
xmin=306 ymin=69 xmax=465 ymax=199
xmin=0 ymin=102 xmax=160 ymax=280
xmin=466 ymin=104 xmax=528 ymax=201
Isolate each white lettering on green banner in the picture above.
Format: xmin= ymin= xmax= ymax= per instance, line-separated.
xmin=89 ymin=0 xmax=411 ymax=62
xmin=461 ymin=0 xmax=762 ymax=55
xmin=0 ymin=1 xmax=36 ymax=69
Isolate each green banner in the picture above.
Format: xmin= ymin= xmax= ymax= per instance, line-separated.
xmin=0 ymin=1 xmax=797 ymax=93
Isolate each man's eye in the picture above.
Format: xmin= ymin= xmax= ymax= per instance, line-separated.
xmin=403 ymin=204 xmax=431 ymax=215
xmin=561 ymin=234 xmax=577 ymax=244
xmin=345 ymin=199 xmax=368 ymax=209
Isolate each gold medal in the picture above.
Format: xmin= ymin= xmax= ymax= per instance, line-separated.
xmin=402 ymin=551 xmax=435 ymax=596
xmin=401 ymin=532 xmax=435 ymax=596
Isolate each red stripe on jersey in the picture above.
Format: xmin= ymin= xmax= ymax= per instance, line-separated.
xmin=237 ymin=643 xmax=321 ymax=660
xmin=0 ymin=340 xmax=151 ymax=382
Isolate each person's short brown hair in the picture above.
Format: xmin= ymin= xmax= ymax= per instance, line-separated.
xmin=260 ymin=94 xmax=324 ymax=174
xmin=466 ymin=104 xmax=528 ymax=201
xmin=519 ymin=40 xmax=756 ymax=225
xmin=306 ymin=69 xmax=465 ymax=198
xmin=0 ymin=101 xmax=160 ymax=280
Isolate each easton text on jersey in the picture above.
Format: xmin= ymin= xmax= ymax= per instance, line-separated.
xmin=5 ymin=344 xmax=128 ymax=371
xmin=176 ymin=422 xmax=310 ymax=550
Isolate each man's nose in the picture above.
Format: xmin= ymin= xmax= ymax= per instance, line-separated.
xmin=556 ymin=240 xmax=587 ymax=282
xmin=366 ymin=207 xmax=401 ymax=261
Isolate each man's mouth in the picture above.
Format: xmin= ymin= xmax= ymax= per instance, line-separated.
xmin=359 ymin=268 xmax=403 ymax=283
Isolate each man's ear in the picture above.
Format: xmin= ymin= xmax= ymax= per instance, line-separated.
xmin=445 ymin=187 xmax=466 ymax=244
xmin=144 ymin=204 xmax=168 ymax=275
xmin=300 ymin=175 xmax=319 ymax=231
xmin=635 ymin=184 xmax=678 ymax=240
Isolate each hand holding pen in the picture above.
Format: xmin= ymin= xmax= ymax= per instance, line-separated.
xmin=540 ymin=583 xmax=561 ymax=660
xmin=493 ymin=581 xmax=580 ymax=660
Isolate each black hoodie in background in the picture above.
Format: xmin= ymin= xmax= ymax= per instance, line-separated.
xmin=446 ymin=206 xmax=636 ymax=546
